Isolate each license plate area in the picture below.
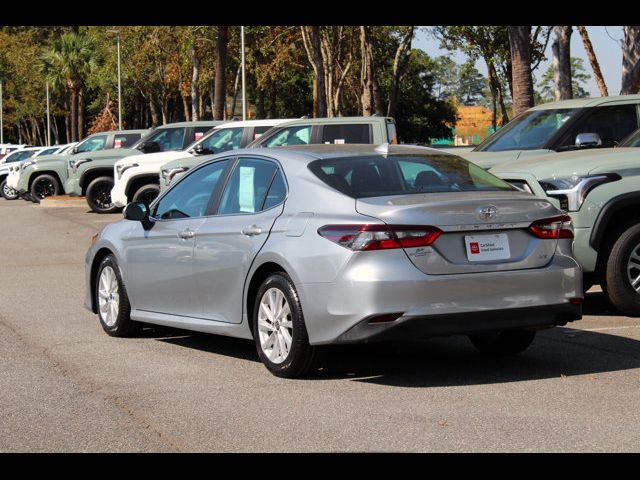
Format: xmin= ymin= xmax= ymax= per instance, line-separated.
xmin=464 ymin=234 xmax=510 ymax=261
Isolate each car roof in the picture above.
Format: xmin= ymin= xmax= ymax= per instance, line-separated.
xmin=157 ymin=121 xmax=225 ymax=128
xmin=530 ymin=94 xmax=640 ymax=110
xmin=214 ymin=119 xmax=297 ymax=129
xmin=268 ymin=116 xmax=395 ymax=128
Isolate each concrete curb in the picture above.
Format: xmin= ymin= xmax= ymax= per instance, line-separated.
xmin=39 ymin=195 xmax=87 ymax=208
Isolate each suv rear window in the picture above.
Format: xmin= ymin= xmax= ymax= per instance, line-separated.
xmin=308 ymin=154 xmax=513 ymax=199
xmin=321 ymin=124 xmax=371 ymax=144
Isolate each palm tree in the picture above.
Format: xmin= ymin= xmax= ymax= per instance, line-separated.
xmin=508 ymin=26 xmax=535 ymax=116
xmin=40 ymin=33 xmax=99 ymax=141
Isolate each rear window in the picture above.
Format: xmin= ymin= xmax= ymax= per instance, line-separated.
xmin=321 ymin=124 xmax=371 ymax=144
xmin=308 ymin=154 xmax=514 ymax=199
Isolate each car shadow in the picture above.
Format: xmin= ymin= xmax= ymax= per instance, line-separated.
xmin=142 ymin=324 xmax=640 ymax=388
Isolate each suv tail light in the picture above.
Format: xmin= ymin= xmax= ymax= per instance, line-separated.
xmin=318 ymin=224 xmax=442 ymax=251
xmin=529 ymin=215 xmax=574 ymax=239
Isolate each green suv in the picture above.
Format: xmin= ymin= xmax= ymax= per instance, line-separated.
xmin=15 ymin=129 xmax=147 ymax=202
xmin=491 ymin=127 xmax=640 ymax=315
xmin=462 ymin=95 xmax=640 ymax=169
xmin=159 ymin=116 xmax=398 ymax=191
xmin=63 ymin=121 xmax=222 ymax=213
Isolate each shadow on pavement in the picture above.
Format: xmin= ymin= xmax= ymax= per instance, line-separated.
xmin=582 ymin=291 xmax=623 ymax=317
xmin=144 ymin=323 xmax=640 ymax=387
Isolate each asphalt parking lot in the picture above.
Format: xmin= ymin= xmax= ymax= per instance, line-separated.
xmin=1 ymin=198 xmax=639 ymax=452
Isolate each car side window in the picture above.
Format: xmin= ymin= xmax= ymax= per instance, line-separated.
xmin=217 ymin=158 xmax=281 ymax=215
xmin=200 ymin=128 xmax=244 ymax=152
xmin=147 ymin=127 xmax=187 ymax=151
xmin=114 ymin=134 xmax=141 ymax=149
xmin=321 ymin=124 xmax=371 ymax=144
xmin=154 ymin=159 xmax=230 ymax=220
xmin=76 ymin=135 xmax=108 ymax=153
xmin=193 ymin=125 xmax=215 ymax=144
xmin=263 ymin=126 xmax=312 ymax=147
xmin=558 ymin=105 xmax=639 ymax=149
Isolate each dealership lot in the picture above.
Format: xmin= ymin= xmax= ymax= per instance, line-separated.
xmin=1 ymin=199 xmax=639 ymax=452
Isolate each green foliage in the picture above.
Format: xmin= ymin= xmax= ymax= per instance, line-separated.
xmin=537 ymin=57 xmax=591 ymax=103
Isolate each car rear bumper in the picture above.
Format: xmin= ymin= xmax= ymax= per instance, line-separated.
xmin=298 ymin=248 xmax=582 ymax=345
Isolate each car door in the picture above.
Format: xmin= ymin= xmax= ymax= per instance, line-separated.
xmin=123 ymin=158 xmax=232 ymax=317
xmin=193 ymin=157 xmax=287 ymax=323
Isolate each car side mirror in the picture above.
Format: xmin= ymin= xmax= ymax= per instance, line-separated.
xmin=194 ymin=143 xmax=214 ymax=155
xmin=71 ymin=146 xmax=79 ymax=154
xmin=124 ymin=202 xmax=154 ymax=230
xmin=575 ymin=133 xmax=602 ymax=149
xmin=138 ymin=141 xmax=160 ymax=154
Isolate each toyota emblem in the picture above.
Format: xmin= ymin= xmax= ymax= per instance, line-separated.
xmin=478 ymin=205 xmax=498 ymax=221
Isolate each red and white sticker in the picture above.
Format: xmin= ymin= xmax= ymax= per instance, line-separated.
xmin=464 ymin=234 xmax=510 ymax=261
xmin=334 ymin=139 xmax=345 ymax=144
xmin=114 ymin=139 xmax=122 ymax=149
xmin=194 ymin=132 xmax=204 ymax=141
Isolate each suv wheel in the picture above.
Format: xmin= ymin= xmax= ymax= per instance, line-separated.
xmin=86 ymin=176 xmax=119 ymax=214
xmin=0 ymin=179 xmax=19 ymax=200
xmin=132 ymin=184 xmax=160 ymax=206
xmin=95 ymin=254 xmax=140 ymax=337
xmin=469 ymin=330 xmax=537 ymax=356
xmin=603 ymin=223 xmax=640 ymax=316
xmin=252 ymin=273 xmax=320 ymax=378
xmin=30 ymin=174 xmax=60 ymax=201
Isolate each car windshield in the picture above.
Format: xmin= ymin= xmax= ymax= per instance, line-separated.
xmin=192 ymin=127 xmax=244 ymax=153
xmin=619 ymin=129 xmax=640 ymax=147
xmin=5 ymin=150 xmax=37 ymax=162
xmin=308 ymin=154 xmax=514 ymax=199
xmin=476 ymin=108 xmax=581 ymax=152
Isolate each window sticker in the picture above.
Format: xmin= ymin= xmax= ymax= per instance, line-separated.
xmin=195 ymin=132 xmax=204 ymax=141
xmin=254 ymin=133 xmax=263 ymax=140
xmin=238 ymin=166 xmax=255 ymax=213
xmin=114 ymin=139 xmax=122 ymax=148
xmin=334 ymin=139 xmax=345 ymax=144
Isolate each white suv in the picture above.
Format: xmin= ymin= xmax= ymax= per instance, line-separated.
xmin=110 ymin=119 xmax=295 ymax=207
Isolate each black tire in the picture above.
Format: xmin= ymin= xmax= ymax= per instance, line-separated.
xmin=30 ymin=174 xmax=60 ymax=201
xmin=1 ymin=179 xmax=19 ymax=200
xmin=86 ymin=176 xmax=119 ymax=213
xmin=132 ymin=184 xmax=160 ymax=206
xmin=469 ymin=329 xmax=537 ymax=356
xmin=252 ymin=272 xmax=320 ymax=378
xmin=94 ymin=254 xmax=140 ymax=337
xmin=603 ymin=223 xmax=640 ymax=316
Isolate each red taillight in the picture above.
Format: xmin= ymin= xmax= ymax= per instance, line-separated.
xmin=318 ymin=224 xmax=442 ymax=251
xmin=529 ymin=215 xmax=574 ymax=239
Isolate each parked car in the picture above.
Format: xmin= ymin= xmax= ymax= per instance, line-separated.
xmin=63 ymin=122 xmax=221 ymax=213
xmin=11 ymin=130 xmax=147 ymax=203
xmin=112 ymin=119 xmax=295 ymax=208
xmin=0 ymin=147 xmax=44 ymax=200
xmin=85 ymin=144 xmax=582 ymax=377
xmin=0 ymin=144 xmax=26 ymax=160
xmin=460 ymin=95 xmax=640 ymax=169
xmin=491 ymin=126 xmax=640 ymax=315
xmin=33 ymin=144 xmax=72 ymax=157
xmin=159 ymin=115 xmax=398 ymax=190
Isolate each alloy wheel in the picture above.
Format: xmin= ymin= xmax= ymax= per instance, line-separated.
xmin=2 ymin=182 xmax=18 ymax=199
xmin=33 ymin=178 xmax=56 ymax=199
xmin=626 ymin=243 xmax=640 ymax=293
xmin=93 ymin=182 xmax=114 ymax=210
xmin=258 ymin=287 xmax=293 ymax=364
xmin=98 ymin=266 xmax=120 ymax=327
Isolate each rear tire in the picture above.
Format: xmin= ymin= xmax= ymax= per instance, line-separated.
xmin=603 ymin=223 xmax=640 ymax=316
xmin=252 ymin=272 xmax=320 ymax=378
xmin=469 ymin=329 xmax=537 ymax=356
xmin=132 ymin=184 xmax=160 ymax=206
xmin=95 ymin=254 xmax=140 ymax=337
xmin=86 ymin=176 xmax=119 ymax=213
xmin=1 ymin=179 xmax=19 ymax=200
xmin=30 ymin=174 xmax=60 ymax=202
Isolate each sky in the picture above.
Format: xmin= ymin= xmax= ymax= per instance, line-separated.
xmin=414 ymin=27 xmax=624 ymax=98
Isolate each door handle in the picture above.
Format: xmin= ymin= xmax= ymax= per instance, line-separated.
xmin=242 ymin=225 xmax=263 ymax=236
xmin=178 ymin=228 xmax=196 ymax=239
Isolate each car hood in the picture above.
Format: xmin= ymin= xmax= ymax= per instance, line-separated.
xmin=490 ymin=147 xmax=638 ymax=179
xmin=30 ymin=153 xmax=68 ymax=167
xmin=460 ymin=149 xmax=552 ymax=169
xmin=114 ymin=150 xmax=194 ymax=168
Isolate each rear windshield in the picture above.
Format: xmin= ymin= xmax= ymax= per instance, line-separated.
xmin=308 ymin=154 xmax=514 ymax=199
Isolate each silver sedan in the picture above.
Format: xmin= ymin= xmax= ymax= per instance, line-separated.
xmin=84 ymin=144 xmax=582 ymax=377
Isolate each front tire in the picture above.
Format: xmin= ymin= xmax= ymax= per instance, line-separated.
xmin=86 ymin=176 xmax=119 ymax=213
xmin=469 ymin=330 xmax=537 ymax=356
xmin=603 ymin=223 xmax=640 ymax=316
xmin=30 ymin=174 xmax=60 ymax=202
xmin=252 ymin=273 xmax=319 ymax=378
xmin=1 ymin=179 xmax=19 ymax=200
xmin=132 ymin=184 xmax=160 ymax=206
xmin=95 ymin=254 xmax=140 ymax=337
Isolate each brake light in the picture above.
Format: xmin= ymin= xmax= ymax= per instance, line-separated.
xmin=318 ymin=224 xmax=442 ymax=251
xmin=529 ymin=215 xmax=574 ymax=239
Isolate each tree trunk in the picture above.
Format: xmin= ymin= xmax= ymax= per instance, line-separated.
xmin=486 ymin=61 xmax=509 ymax=126
xmin=257 ymin=88 xmax=265 ymax=118
xmin=160 ymin=97 xmax=168 ymax=124
xmin=269 ymin=79 xmax=277 ymax=118
xmin=508 ymin=26 xmax=535 ymax=115
xmin=213 ymin=26 xmax=228 ymax=121
xmin=69 ymin=88 xmax=78 ymax=142
xmin=78 ymin=88 xmax=85 ymax=139
xmin=301 ymin=26 xmax=327 ymax=117
xmin=149 ymin=99 xmax=160 ymax=127
xmin=360 ymin=26 xmax=374 ymax=116
xmin=191 ymin=43 xmax=200 ymax=121
xmin=552 ymin=26 xmax=573 ymax=100
xmin=577 ymin=26 xmax=609 ymax=96
xmin=229 ymin=63 xmax=241 ymax=119
xmin=621 ymin=26 xmax=640 ymax=94
xmin=181 ymin=93 xmax=191 ymax=122
xmin=388 ymin=27 xmax=414 ymax=118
